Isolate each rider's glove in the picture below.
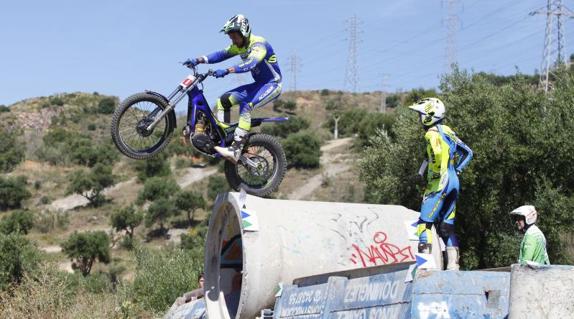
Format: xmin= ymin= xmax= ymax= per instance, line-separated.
xmin=183 ymin=57 xmax=203 ymax=68
xmin=214 ymin=69 xmax=229 ymax=78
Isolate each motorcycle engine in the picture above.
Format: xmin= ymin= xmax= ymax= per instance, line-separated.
xmin=190 ymin=133 xmax=215 ymax=155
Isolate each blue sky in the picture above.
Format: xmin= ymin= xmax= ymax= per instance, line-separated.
xmin=1 ymin=0 xmax=571 ymax=106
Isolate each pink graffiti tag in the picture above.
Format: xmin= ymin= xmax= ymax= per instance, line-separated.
xmin=350 ymin=231 xmax=415 ymax=267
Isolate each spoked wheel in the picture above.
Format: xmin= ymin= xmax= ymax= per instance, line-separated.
xmin=111 ymin=93 xmax=174 ymax=159
xmin=224 ymin=134 xmax=287 ymax=198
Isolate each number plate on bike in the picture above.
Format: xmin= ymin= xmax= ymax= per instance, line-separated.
xmin=180 ymin=75 xmax=196 ymax=88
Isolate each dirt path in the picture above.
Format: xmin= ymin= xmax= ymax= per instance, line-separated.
xmin=49 ymin=177 xmax=137 ymax=212
xmin=177 ymin=167 xmax=218 ymax=188
xmin=40 ymin=245 xmax=62 ymax=253
xmin=288 ymin=138 xmax=354 ymax=200
xmin=49 ymin=166 xmax=217 ymax=212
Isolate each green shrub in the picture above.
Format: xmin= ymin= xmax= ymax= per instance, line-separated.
xmin=207 ymin=175 xmax=229 ymax=200
xmin=97 ymin=97 xmax=117 ymax=114
xmin=37 ymin=129 xmax=117 ymax=167
xmin=119 ymin=235 xmax=136 ymax=250
xmin=0 ymin=210 xmax=34 ymax=235
xmin=272 ymin=99 xmax=297 ymax=112
xmin=133 ymin=153 xmax=171 ymax=182
xmin=0 ymin=130 xmax=25 ymax=173
xmin=110 ymin=206 xmax=143 ymax=238
xmin=386 ymin=94 xmax=400 ymax=108
xmin=174 ymin=191 xmax=206 ymax=226
xmin=0 ymin=233 xmax=40 ymax=290
xmin=39 ymin=195 xmax=51 ymax=205
xmin=323 ymin=109 xmax=369 ymax=137
xmin=81 ymin=272 xmax=113 ymax=294
xmin=283 ymin=131 xmax=322 ymax=169
xmin=357 ymin=112 xmax=397 ymax=146
xmin=137 ymin=177 xmax=180 ymax=203
xmin=0 ymin=176 xmax=30 ymax=211
xmin=131 ymin=247 xmax=203 ymax=312
xmin=403 ymin=88 xmax=437 ymax=106
xmin=174 ymin=157 xmax=192 ymax=169
xmin=180 ymin=225 xmax=207 ymax=251
xmin=261 ymin=116 xmax=310 ymax=138
xmin=67 ymin=164 xmax=116 ymax=207
xmin=360 ymin=68 xmax=574 ymax=269
xmin=62 ymin=231 xmax=111 ymax=276
xmin=50 ymin=96 xmax=64 ymax=106
xmin=145 ymin=198 xmax=178 ymax=232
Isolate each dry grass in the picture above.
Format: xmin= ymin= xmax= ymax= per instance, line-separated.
xmin=0 ymin=264 xmax=153 ymax=319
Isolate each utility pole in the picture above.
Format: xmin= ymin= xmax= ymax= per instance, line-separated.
xmin=444 ymin=0 xmax=460 ymax=71
xmin=530 ymin=0 xmax=574 ymax=92
xmin=288 ymin=54 xmax=302 ymax=92
xmin=344 ymin=15 xmax=361 ymax=93
xmin=333 ymin=116 xmax=340 ymax=140
xmin=379 ymin=74 xmax=390 ymax=113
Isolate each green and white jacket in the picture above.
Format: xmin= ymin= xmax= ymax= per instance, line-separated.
xmin=519 ymin=225 xmax=550 ymax=265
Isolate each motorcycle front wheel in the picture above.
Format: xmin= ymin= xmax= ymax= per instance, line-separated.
xmin=111 ymin=92 xmax=173 ymax=159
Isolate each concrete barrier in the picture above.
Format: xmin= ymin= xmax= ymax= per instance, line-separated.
xmin=509 ymin=264 xmax=574 ymax=319
xmin=164 ymin=299 xmax=206 ymax=319
xmin=272 ymin=266 xmax=510 ymax=319
xmin=203 ymin=193 xmax=442 ymax=319
xmin=274 ymin=265 xmax=413 ymax=319
xmin=411 ymin=270 xmax=510 ymax=319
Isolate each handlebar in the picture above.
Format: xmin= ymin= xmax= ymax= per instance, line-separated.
xmin=181 ymin=63 xmax=215 ymax=81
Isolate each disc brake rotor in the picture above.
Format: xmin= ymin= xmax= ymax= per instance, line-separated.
xmin=243 ymin=154 xmax=271 ymax=178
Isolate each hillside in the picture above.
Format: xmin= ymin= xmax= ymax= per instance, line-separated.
xmin=0 ymin=89 xmax=384 ymax=317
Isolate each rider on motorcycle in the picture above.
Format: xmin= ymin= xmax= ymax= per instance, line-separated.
xmin=184 ymin=14 xmax=283 ymax=161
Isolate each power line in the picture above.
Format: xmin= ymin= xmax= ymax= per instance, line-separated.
xmin=530 ymin=0 xmax=574 ymax=92
xmin=380 ymin=74 xmax=390 ymax=113
xmin=360 ymin=13 xmax=533 ymax=82
xmin=287 ymin=53 xmax=302 ymax=92
xmin=444 ymin=0 xmax=460 ymax=71
xmin=344 ymin=15 xmax=362 ymax=92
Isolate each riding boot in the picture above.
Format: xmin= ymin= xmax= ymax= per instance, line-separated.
xmin=446 ymin=246 xmax=460 ymax=271
xmin=214 ymin=128 xmax=247 ymax=162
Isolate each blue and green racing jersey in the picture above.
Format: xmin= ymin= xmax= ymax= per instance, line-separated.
xmin=203 ymin=34 xmax=281 ymax=84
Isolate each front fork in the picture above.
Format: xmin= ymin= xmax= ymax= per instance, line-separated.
xmin=145 ymin=86 xmax=189 ymax=131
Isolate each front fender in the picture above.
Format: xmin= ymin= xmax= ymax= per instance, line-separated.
xmin=145 ymin=90 xmax=177 ymax=130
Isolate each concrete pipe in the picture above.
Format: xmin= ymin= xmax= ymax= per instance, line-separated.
xmin=204 ymin=192 xmax=442 ymax=319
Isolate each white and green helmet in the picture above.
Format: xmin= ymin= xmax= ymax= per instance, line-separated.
xmin=408 ymin=97 xmax=446 ymax=127
xmin=220 ymin=14 xmax=251 ymax=38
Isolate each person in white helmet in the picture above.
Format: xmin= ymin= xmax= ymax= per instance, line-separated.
xmin=409 ymin=98 xmax=473 ymax=270
xmin=510 ymin=205 xmax=550 ymax=265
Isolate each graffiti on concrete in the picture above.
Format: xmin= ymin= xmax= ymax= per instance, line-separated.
xmin=416 ymin=301 xmax=451 ymax=319
xmin=350 ymin=231 xmax=415 ymax=268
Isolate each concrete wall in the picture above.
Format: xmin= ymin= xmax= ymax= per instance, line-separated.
xmin=272 ymin=267 xmax=510 ymax=319
xmin=203 ymin=193 xmax=442 ymax=319
xmin=411 ymin=270 xmax=510 ymax=319
xmin=509 ymin=264 xmax=574 ymax=319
